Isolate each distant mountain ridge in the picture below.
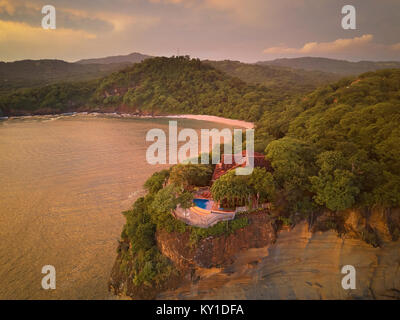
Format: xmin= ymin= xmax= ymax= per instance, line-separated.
xmin=76 ymin=52 xmax=152 ymax=65
xmin=205 ymin=60 xmax=340 ymax=96
xmin=0 ymin=54 xmax=151 ymax=93
xmin=258 ymin=57 xmax=400 ymax=75
xmin=0 ymin=56 xmax=285 ymax=119
xmin=0 ymin=59 xmax=124 ymax=81
xmin=0 ymin=59 xmax=125 ymax=93
xmin=0 ymin=53 xmax=340 ymax=97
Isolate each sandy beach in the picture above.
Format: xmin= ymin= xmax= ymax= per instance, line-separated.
xmin=5 ymin=113 xmax=255 ymax=129
xmin=164 ymin=114 xmax=254 ymax=129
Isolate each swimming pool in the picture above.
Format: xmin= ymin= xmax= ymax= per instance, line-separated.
xmin=193 ymin=198 xmax=212 ymax=210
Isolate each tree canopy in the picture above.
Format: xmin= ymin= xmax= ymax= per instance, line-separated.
xmin=169 ymin=163 xmax=213 ymax=190
xmin=0 ymin=56 xmax=334 ymax=120
xmin=258 ymin=69 xmax=400 ymax=212
xmin=211 ymin=168 xmax=275 ymax=209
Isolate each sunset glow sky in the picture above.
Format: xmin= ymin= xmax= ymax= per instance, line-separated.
xmin=1 ymin=0 xmax=400 ymax=62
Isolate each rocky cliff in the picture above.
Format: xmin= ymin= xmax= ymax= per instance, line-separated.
xmin=109 ymin=211 xmax=277 ymax=299
xmin=109 ymin=209 xmax=400 ymax=300
xmin=156 ymin=211 xmax=277 ymax=270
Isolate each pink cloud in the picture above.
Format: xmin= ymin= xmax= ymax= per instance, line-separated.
xmin=263 ymin=34 xmax=375 ymax=55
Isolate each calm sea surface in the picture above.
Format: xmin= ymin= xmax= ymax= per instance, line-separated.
xmin=0 ymin=115 xmax=230 ymax=299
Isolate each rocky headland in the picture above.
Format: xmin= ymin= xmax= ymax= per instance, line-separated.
xmin=109 ymin=208 xmax=400 ymax=300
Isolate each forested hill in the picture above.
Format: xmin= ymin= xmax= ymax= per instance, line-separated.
xmin=0 ymin=59 xmax=130 ymax=93
xmin=259 ymin=57 xmax=400 ymax=75
xmin=255 ymin=69 xmax=400 ymax=215
xmin=0 ymin=52 xmax=152 ymax=93
xmin=91 ymin=56 xmax=282 ymax=120
xmin=0 ymin=56 xmax=283 ymax=120
xmin=205 ymin=60 xmax=340 ymax=97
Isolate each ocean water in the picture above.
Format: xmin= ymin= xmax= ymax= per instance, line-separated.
xmin=0 ymin=115 xmax=231 ymax=299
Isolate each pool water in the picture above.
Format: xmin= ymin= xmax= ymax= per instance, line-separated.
xmin=193 ymin=198 xmax=212 ymax=210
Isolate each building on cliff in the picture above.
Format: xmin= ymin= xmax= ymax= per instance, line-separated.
xmin=211 ymin=151 xmax=272 ymax=182
xmin=174 ymin=151 xmax=273 ymax=228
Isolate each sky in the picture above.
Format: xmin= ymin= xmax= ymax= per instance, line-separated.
xmin=0 ymin=0 xmax=400 ymax=62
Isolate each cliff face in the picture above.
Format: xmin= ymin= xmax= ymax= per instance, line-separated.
xmin=158 ymin=208 xmax=400 ymax=300
xmin=156 ymin=211 xmax=277 ymax=270
xmin=159 ymin=223 xmax=400 ymax=300
xmin=109 ymin=209 xmax=400 ymax=300
xmin=108 ymin=212 xmax=277 ymax=299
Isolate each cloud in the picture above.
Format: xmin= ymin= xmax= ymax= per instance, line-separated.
xmin=149 ymin=0 xmax=188 ymax=3
xmin=263 ymin=34 xmax=375 ymax=55
xmin=0 ymin=0 xmax=15 ymax=15
xmin=2 ymin=0 xmax=400 ymax=62
xmin=390 ymin=43 xmax=400 ymax=51
xmin=0 ymin=19 xmax=96 ymax=41
xmin=147 ymin=0 xmax=276 ymax=25
xmin=61 ymin=8 xmax=159 ymax=33
xmin=0 ymin=1 xmax=159 ymax=33
xmin=0 ymin=19 xmax=98 ymax=60
xmin=0 ymin=0 xmax=41 ymax=15
xmin=0 ymin=1 xmax=162 ymax=61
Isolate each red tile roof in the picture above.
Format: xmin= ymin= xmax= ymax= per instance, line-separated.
xmin=212 ymin=152 xmax=272 ymax=181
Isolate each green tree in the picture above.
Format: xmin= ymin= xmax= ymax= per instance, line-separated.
xmin=169 ymin=164 xmax=212 ymax=190
xmin=265 ymin=137 xmax=316 ymax=214
xmin=177 ymin=190 xmax=194 ymax=210
xmin=144 ymin=169 xmax=170 ymax=194
xmin=248 ymin=168 xmax=275 ymax=207
xmin=211 ymin=170 xmax=252 ymax=208
xmin=150 ymin=184 xmax=186 ymax=233
xmin=310 ymin=151 xmax=360 ymax=211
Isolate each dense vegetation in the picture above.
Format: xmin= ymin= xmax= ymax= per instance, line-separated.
xmin=211 ymin=168 xmax=275 ymax=209
xmin=91 ymin=56 xmax=279 ymax=121
xmin=1 ymin=56 xmax=398 ymax=217
xmin=0 ymin=59 xmax=129 ymax=93
xmin=205 ymin=60 xmax=339 ymax=97
xmin=2 ymin=57 xmax=398 ymax=217
xmin=118 ymin=163 xmax=250 ymax=287
xmin=100 ymin=59 xmax=400 ymax=293
xmin=0 ymin=56 xmax=337 ymax=120
xmin=255 ymin=69 xmax=400 ymax=221
xmin=1 ymin=55 xmax=399 ymax=228
xmin=0 ymin=81 xmax=98 ymax=116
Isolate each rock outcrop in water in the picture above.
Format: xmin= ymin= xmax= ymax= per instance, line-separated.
xmin=109 ymin=208 xmax=400 ymax=300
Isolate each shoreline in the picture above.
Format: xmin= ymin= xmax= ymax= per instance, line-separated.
xmin=2 ymin=112 xmax=254 ymax=129
xmin=163 ymin=114 xmax=254 ymax=129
